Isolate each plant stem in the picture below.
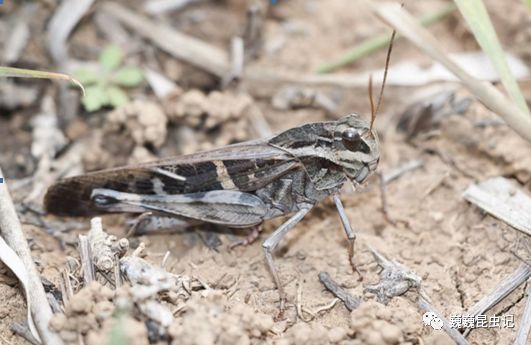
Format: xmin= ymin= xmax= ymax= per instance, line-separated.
xmin=315 ymin=3 xmax=456 ymax=74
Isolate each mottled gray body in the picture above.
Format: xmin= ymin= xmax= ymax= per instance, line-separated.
xmin=45 ymin=114 xmax=380 ymax=312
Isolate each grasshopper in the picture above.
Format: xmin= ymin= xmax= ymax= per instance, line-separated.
xmin=45 ymin=115 xmax=379 ymax=311
xmin=45 ymin=32 xmax=395 ymax=314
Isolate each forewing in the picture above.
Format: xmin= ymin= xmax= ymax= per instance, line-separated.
xmin=45 ymin=142 xmax=299 ymax=217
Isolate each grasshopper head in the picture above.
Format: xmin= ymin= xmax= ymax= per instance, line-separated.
xmin=334 ymin=30 xmax=393 ymax=185
xmin=334 ymin=114 xmax=380 ymax=184
xmin=268 ymin=114 xmax=380 ymax=188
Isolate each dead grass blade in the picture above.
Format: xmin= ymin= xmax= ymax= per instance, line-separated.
xmin=0 ymin=66 xmax=85 ymax=94
xmin=371 ymin=3 xmax=531 ymax=142
xmin=0 ymin=238 xmax=40 ymax=343
xmin=454 ymin=0 xmax=530 ymax=116
xmin=463 ymin=177 xmax=531 ymax=237
xmin=0 ymin=167 xmax=65 ymax=345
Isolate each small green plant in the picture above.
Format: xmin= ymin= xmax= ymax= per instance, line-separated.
xmin=105 ymin=312 xmax=127 ymax=345
xmin=75 ymin=45 xmax=144 ymax=112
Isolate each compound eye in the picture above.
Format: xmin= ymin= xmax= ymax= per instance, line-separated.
xmin=342 ymin=128 xmax=362 ymax=151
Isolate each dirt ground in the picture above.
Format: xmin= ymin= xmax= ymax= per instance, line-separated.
xmin=1 ymin=0 xmax=531 ymax=344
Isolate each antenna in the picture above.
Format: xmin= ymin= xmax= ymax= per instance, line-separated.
xmin=369 ymin=30 xmax=397 ymax=132
xmin=368 ymin=75 xmax=375 ymax=123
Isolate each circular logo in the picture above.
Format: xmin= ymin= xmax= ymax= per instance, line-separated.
xmin=423 ymin=312 xmax=443 ymax=330
xmin=430 ymin=317 xmax=444 ymax=330
xmin=423 ymin=312 xmax=437 ymax=326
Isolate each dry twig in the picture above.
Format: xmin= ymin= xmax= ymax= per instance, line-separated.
xmin=88 ymin=217 xmax=129 ymax=272
xmin=318 ymin=272 xmax=360 ymax=311
xmin=79 ymin=235 xmax=95 ymax=283
xmin=222 ymin=36 xmax=244 ymax=87
xmin=243 ymin=0 xmax=266 ymax=59
xmin=101 ymin=2 xmax=229 ymax=78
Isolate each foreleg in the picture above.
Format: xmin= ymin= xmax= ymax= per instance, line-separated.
xmin=333 ymin=194 xmax=362 ymax=278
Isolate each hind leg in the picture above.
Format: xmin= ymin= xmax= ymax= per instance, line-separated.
xmin=127 ymin=212 xmax=193 ymax=236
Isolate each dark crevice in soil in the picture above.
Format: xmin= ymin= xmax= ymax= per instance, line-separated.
xmin=497 ymin=282 xmax=528 ymax=316
xmin=452 ymin=270 xmax=466 ymax=309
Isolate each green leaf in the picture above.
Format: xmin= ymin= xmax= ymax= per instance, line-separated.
xmin=82 ymin=86 xmax=109 ymax=112
xmin=73 ymin=68 xmax=100 ymax=85
xmin=107 ymin=86 xmax=129 ymax=108
xmin=455 ymin=0 xmax=530 ymax=116
xmin=111 ymin=67 xmax=144 ymax=87
xmin=100 ymin=45 xmax=123 ymax=71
